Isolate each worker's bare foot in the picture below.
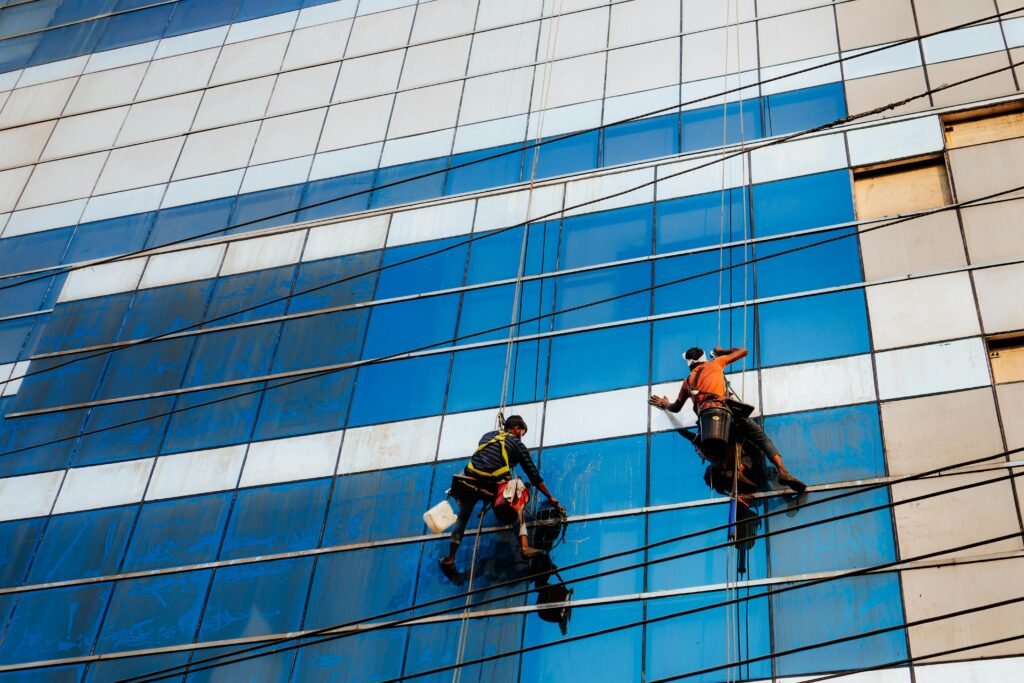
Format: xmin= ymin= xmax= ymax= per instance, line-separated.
xmin=778 ymin=472 xmax=807 ymax=494
xmin=439 ymin=557 xmax=460 ymax=582
xmin=520 ymin=546 xmax=546 ymax=559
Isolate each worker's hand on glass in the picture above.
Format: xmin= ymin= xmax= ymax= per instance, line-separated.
xmin=648 ymin=394 xmax=670 ymax=409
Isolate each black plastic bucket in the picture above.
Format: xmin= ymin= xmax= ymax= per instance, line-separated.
xmin=698 ymin=406 xmax=732 ymax=461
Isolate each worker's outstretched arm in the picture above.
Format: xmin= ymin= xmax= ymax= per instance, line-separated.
xmin=714 ymin=346 xmax=748 ymax=366
xmin=649 ymin=392 xmax=688 ymax=413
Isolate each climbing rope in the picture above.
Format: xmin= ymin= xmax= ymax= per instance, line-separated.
xmin=450 ymin=508 xmax=487 ymax=683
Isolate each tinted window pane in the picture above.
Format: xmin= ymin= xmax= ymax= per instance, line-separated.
xmin=323 ymin=464 xmax=434 ymax=545
xmin=29 ymin=18 xmax=107 ymax=66
xmin=0 ymin=583 xmax=110 ymax=664
xmin=204 ymin=265 xmax=296 ymax=327
xmin=299 ymin=170 xmax=376 ymax=222
xmin=547 ymin=324 xmax=649 ymax=399
xmin=119 ymin=280 xmax=215 ymax=340
xmin=653 ymin=246 xmax=748 ymax=315
xmin=560 ymin=204 xmax=653 ymax=270
xmin=161 ymin=381 xmax=263 ymax=454
xmin=146 ymin=198 xmax=234 ymax=249
xmin=0 ymin=402 xmax=86 ymax=477
xmin=253 ymin=370 xmax=354 ymax=442
xmin=219 ymin=479 xmax=331 ymax=560
xmin=363 ymin=293 xmax=459 ymax=358
xmin=199 ymin=557 xmax=314 ymax=640
xmin=754 ymin=229 xmax=861 ymax=297
xmin=304 ymin=544 xmax=420 ymax=627
xmin=184 ymin=324 xmax=279 ymax=386
xmin=527 ymin=130 xmax=600 ymax=180
xmin=602 ymin=113 xmax=679 ymax=167
xmin=272 ymin=310 xmax=368 ymax=373
xmin=123 ymin=492 xmax=233 ymax=572
xmin=65 ymin=214 xmax=153 ymax=263
xmin=165 ymin=0 xmax=239 ymax=37
xmin=227 ymin=183 xmax=303 ymax=234
xmin=36 ymin=292 xmax=133 ymax=354
xmin=751 ymin=170 xmax=854 ymax=237
xmin=348 ymin=354 xmax=450 ymax=426
xmin=94 ymin=4 xmax=173 ymax=51
xmin=371 ymin=157 xmax=448 ymax=209
xmin=27 ymin=506 xmax=135 ymax=583
xmin=0 ymin=228 xmax=73 ymax=277
xmin=656 ymin=188 xmax=749 ymax=253
xmin=0 ymin=517 xmax=46 ymax=587
xmin=554 ymin=263 xmax=651 ymax=329
xmin=681 ymin=99 xmax=762 ymax=153
xmin=98 ymin=337 xmax=192 ymax=399
xmin=541 ymin=436 xmax=646 ymax=514
xmin=290 ymin=250 xmax=380 ymax=314
xmin=376 ymin=236 xmax=468 ymax=299
xmin=96 ymin=570 xmax=211 ymax=652
xmin=446 ymin=144 xmax=524 ymax=195
xmin=764 ymin=82 xmax=847 ymax=136
xmin=758 ymin=289 xmax=870 ymax=367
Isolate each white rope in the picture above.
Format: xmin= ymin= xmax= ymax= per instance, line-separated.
xmin=735 ymin=0 xmax=750 ymax=398
xmin=715 ymin=0 xmax=733 ymax=348
xmin=450 ymin=508 xmax=487 ymax=683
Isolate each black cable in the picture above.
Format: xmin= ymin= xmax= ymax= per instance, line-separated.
xmin=117 ymin=449 xmax=1024 ymax=683
xmin=2 ymin=2 xmax=1021 ymax=296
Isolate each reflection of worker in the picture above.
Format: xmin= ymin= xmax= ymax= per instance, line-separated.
xmin=440 ymin=415 xmax=560 ymax=581
xmin=649 ymin=346 xmax=806 ymax=494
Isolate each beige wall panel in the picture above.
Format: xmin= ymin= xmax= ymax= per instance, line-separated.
xmin=411 ymin=0 xmax=478 ymax=43
xmin=681 ymin=0 xmax=755 ymax=32
xmin=531 ymin=53 xmax=606 ymax=110
xmin=1012 ymin=47 xmax=1024 ymax=91
xmin=0 ymin=166 xmax=32 ymax=214
xmin=267 ymin=63 xmax=340 ymax=117
xmin=758 ymin=7 xmax=838 ymax=67
xmin=210 ymin=33 xmax=290 ymax=86
xmin=0 ymin=121 xmax=56 ymax=170
xmin=681 ymin=24 xmax=758 ymax=81
xmin=973 ymin=263 xmax=1024 ymax=333
xmin=859 ymin=212 xmax=967 ymax=281
xmin=609 ymin=0 xmax=680 ymax=48
xmin=927 ymin=52 xmax=1018 ymax=109
xmin=0 ymin=77 xmax=76 ymax=128
xmin=961 ymin=199 xmax=1024 ymax=264
xmin=913 ymin=0 xmax=1003 ymax=34
xmin=250 ymin=108 xmax=327 ymax=165
xmin=881 ymin=388 xmax=1003 ymax=475
xmin=836 ymin=0 xmax=918 ymax=51
xmin=996 ymin=381 xmax=1024 ymax=448
xmin=844 ymin=69 xmax=932 ymax=118
xmin=399 ymin=36 xmax=472 ymax=89
xmin=345 ymin=6 xmax=416 ymax=57
xmin=116 ymin=91 xmax=203 ymax=146
xmin=192 ymin=76 xmax=276 ymax=130
xmin=606 ymin=39 xmax=680 ymax=98
xmin=866 ymin=272 xmax=981 ymax=350
xmin=40 ymin=107 xmax=128 ymax=160
xmin=16 ymin=151 xmax=108 ymax=209
xmin=136 ymin=49 xmax=219 ymax=101
xmin=902 ymin=558 xmax=1024 ymax=661
xmin=64 ymin=64 xmax=147 ymax=116
xmin=388 ymin=81 xmax=463 ymax=138
xmin=949 ymin=135 xmax=1024 ymax=201
xmin=854 ymin=163 xmax=952 ymax=219
xmin=282 ymin=19 xmax=351 ymax=70
xmin=94 ymin=137 xmax=185 ymax=195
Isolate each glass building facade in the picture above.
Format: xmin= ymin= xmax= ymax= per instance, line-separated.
xmin=0 ymin=0 xmax=1022 ymax=680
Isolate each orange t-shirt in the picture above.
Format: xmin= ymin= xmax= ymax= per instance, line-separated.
xmin=677 ymin=357 xmax=729 ymax=414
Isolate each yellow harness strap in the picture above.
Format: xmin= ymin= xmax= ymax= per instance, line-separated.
xmin=466 ymin=431 xmax=511 ymax=478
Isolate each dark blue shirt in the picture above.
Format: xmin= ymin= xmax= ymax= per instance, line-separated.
xmin=467 ymin=430 xmax=543 ymax=485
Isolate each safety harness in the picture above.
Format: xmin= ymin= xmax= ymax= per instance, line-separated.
xmin=466 ymin=431 xmax=512 ymax=479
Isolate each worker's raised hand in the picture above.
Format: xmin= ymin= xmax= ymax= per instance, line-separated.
xmin=648 ymin=394 xmax=669 ymax=409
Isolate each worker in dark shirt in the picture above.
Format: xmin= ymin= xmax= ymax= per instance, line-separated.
xmin=440 ymin=415 xmax=560 ymax=580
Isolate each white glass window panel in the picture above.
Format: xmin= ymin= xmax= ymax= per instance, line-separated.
xmin=172 ymin=122 xmax=261 ymax=181
xmin=309 ymin=142 xmax=383 ymax=179
xmin=775 ymin=670 xmax=910 ymax=683
xmin=866 ymin=273 xmax=981 ymax=350
xmin=876 ymin=338 xmax=990 ymax=400
xmin=358 ymin=0 xmax=417 ymax=15
xmin=537 ymin=6 xmax=609 ymax=60
xmin=319 ymin=95 xmax=394 ymax=151
xmin=916 ymin=657 xmax=1024 ymax=683
xmin=4 ymin=199 xmax=88 ymax=238
xmin=40 ymin=108 xmax=128 ymax=160
xmin=657 ymin=154 xmax=747 ymax=201
xmin=80 ymin=185 xmax=165 ymax=224
xmin=17 ymin=152 xmax=109 ymax=210
xmin=221 ymin=231 xmax=307 ymax=276
xmin=604 ymin=86 xmax=680 ymax=123
xmin=527 ymin=100 xmax=603 ymax=138
xmin=400 ymin=36 xmax=472 ymax=89
xmin=345 ymin=5 xmax=416 ymax=57
xmin=84 ymin=41 xmax=158 ymax=74
xmin=387 ymin=200 xmax=475 ymax=247
xmin=153 ymin=26 xmax=228 ymax=60
xmin=0 ymin=78 xmax=77 ymax=128
xmin=95 ymin=138 xmax=185 ymax=195
xmin=0 ymin=166 xmax=32 ymax=214
xmin=250 ymin=109 xmax=327 ymax=166
xmin=140 ymin=244 xmax=226 ymax=289
xmin=297 ymin=0 xmax=358 ymax=29
xmin=761 ymin=355 xmax=877 ymax=415
xmin=681 ymin=24 xmax=758 ymax=82
xmin=317 ymin=225 xmax=379 ymax=271
xmin=847 ymin=116 xmax=943 ymax=167
xmin=240 ymin=156 xmax=313 ymax=194
xmin=606 ymin=39 xmax=680 ymax=98
xmin=17 ymin=55 xmax=88 ymax=89
xmin=564 ymin=168 xmax=655 ymax=216
xmin=459 ymin=68 xmax=534 ymax=125
xmin=437 ymin=402 xmax=544 ymax=461
xmin=193 ymin=76 xmax=276 ymax=129
xmin=531 ymin=52 xmax=606 ymax=110
xmin=609 ymin=0 xmax=681 ymax=48
xmin=117 ymin=92 xmax=203 ymax=147
xmin=543 ymin=386 xmax=649 ymax=446
xmin=240 ymin=432 xmax=342 ymax=487
xmin=59 ymin=258 xmax=147 ymax=302
xmin=0 ymin=362 xmax=13 ymax=385
xmin=650 ymin=371 xmax=759 ymax=433
xmin=0 ymin=213 xmax=8 ymax=236
xmin=923 ymin=22 xmax=1005 ymax=64
xmin=0 ymin=121 xmax=56 ymax=171
xmin=758 ymin=7 xmax=838 ymax=67
xmin=973 ymin=263 xmax=1024 ymax=334
xmin=760 ymin=56 xmax=843 ymax=96
xmin=453 ymin=115 xmax=528 ymax=154
xmin=842 ymin=42 xmax=924 ymax=80
xmin=380 ymin=129 xmax=454 ymax=166
xmin=681 ymin=0 xmax=755 ymax=32
xmin=162 ymin=170 xmax=244 ymax=208
xmin=680 ymin=70 xmax=759 ymax=109
xmin=333 ymin=49 xmax=405 ymax=102
xmin=63 ymin=64 xmax=147 ymax=116
xmin=474 ymin=184 xmax=563 ymax=231
xmin=388 ymin=81 xmax=464 ymax=138
xmin=750 ymin=133 xmax=847 ymax=184
xmin=284 ymin=20 xmax=353 ymax=70
xmin=477 ymin=0 xmax=543 ymax=30
xmin=303 ymin=215 xmax=389 ymax=261
xmin=338 ymin=415 xmax=443 ymax=473
xmin=137 ymin=49 xmax=219 ymax=101
xmin=467 ymin=22 xmax=540 ymax=76
xmin=410 ymin=0 xmax=478 ymax=42
xmin=1 ymin=360 xmax=28 ymax=397
xmin=0 ymin=70 xmax=19 ymax=92
xmin=145 ymin=446 xmax=246 ymax=501
xmin=53 ymin=459 xmax=154 ymax=515
xmin=267 ymin=63 xmax=340 ymax=116
xmin=1004 ymin=17 xmax=1024 ymax=48
xmin=226 ymin=10 xmax=299 ymax=44
xmin=211 ymin=33 xmax=290 ymax=86
xmin=0 ymin=471 xmax=63 ymax=522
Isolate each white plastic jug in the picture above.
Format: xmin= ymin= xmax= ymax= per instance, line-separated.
xmin=423 ymin=499 xmax=458 ymax=533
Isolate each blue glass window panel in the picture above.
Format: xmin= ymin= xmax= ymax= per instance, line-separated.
xmin=446 ymin=341 xmax=548 ymax=414
xmin=272 ymin=309 xmax=368 ymax=373
xmin=363 ymin=293 xmax=459 ymax=357
xmin=165 ymin=0 xmax=239 ymax=38
xmin=646 ymin=590 xmax=771 ymax=683
xmin=602 ymin=113 xmax=680 ymax=167
xmin=754 ymin=228 xmax=862 ymax=297
xmin=122 ymin=492 xmax=232 ymax=572
xmin=772 ymin=574 xmax=906 ymax=676
xmin=304 ymin=544 xmax=421 ymax=628
xmin=53 ymin=0 xmax=117 ymax=24
xmin=751 ymin=170 xmax=854 ymax=237
xmin=526 ymin=130 xmax=600 ymax=180
xmin=13 ymin=351 xmax=107 ymax=409
xmin=0 ymin=316 xmax=35 ymax=362
xmin=161 ymin=381 xmax=263 ymax=453
xmin=204 ymin=265 xmax=296 ymax=327
xmin=64 ymin=213 xmax=152 ymax=263
xmin=649 ymin=504 xmax=768 ymax=591
xmin=85 ymin=651 xmax=189 ymax=683
xmin=758 ymin=289 xmax=870 ymax=367
xmin=0 ymin=583 xmax=111 ymax=664
xmin=541 ymin=436 xmax=646 ymax=514
xmin=656 ymin=187 xmax=749 ymax=253
xmin=219 ymin=479 xmax=331 ymax=560
xmin=235 ymin=0 xmax=302 ymax=21
xmin=653 ymin=246 xmax=747 ymax=315
xmin=521 ymin=603 xmax=641 ymax=681
xmin=550 ymin=515 xmax=644 ymax=600
xmin=560 ymin=204 xmax=653 ymax=270
xmin=36 ymin=291 xmax=133 ymax=354
xmin=0 ymin=275 xmax=52 ymax=318
xmin=446 ymin=144 xmax=524 ymax=195
xmin=547 ymin=324 xmax=649 ymax=399
xmin=94 ymin=4 xmax=173 ymax=51
xmin=119 ymin=279 xmax=215 ymax=340
xmin=405 ymin=614 xmax=522 ymax=683
xmin=290 ymin=250 xmax=380 ymax=314
xmin=0 ymin=0 xmax=59 ymax=37
xmin=27 ymin=506 xmax=134 ymax=584
xmin=253 ymin=370 xmax=354 ymax=441
xmin=0 ymin=32 xmax=39 ymax=71
xmin=376 ymin=236 xmax=468 ymax=300
xmin=516 ymin=277 xmax=556 ymax=339
xmin=323 ymin=463 xmax=434 ymax=545
xmin=28 ymin=17 xmax=108 ymax=65
xmin=146 ymin=198 xmax=234 ymax=249
xmin=649 ymin=429 xmax=721 ymax=506
xmin=651 ymin=308 xmax=757 ymax=384
xmin=554 ymin=262 xmax=651 ymax=330
xmin=764 ymin=404 xmax=885 ymax=486
xmin=298 ymin=170 xmax=375 ymax=221
xmin=348 ymin=353 xmax=450 ymax=426
xmin=0 ymin=403 xmax=86 ymax=477
xmin=292 ymin=628 xmax=406 ymax=683
xmin=414 ymin=531 xmax=529 ymax=614
xmin=74 ymin=396 xmax=175 ymax=466
xmin=227 ymin=183 xmax=303 ymax=234
xmin=0 ymin=517 xmax=45 ymax=586
xmin=0 ymin=227 xmax=73 ymax=276
xmin=764 ymin=82 xmax=847 ymax=136
xmin=42 ymin=273 xmax=67 ymax=309
xmin=0 ymin=664 xmax=85 ymax=683
xmin=184 ymin=323 xmax=279 ymax=386
xmin=455 ymin=284 xmax=514 ymax=345
xmin=98 ymin=337 xmax=192 ymax=398
xmin=199 ymin=557 xmax=314 ymax=641
xmin=681 ymin=99 xmax=762 ymax=153
xmin=465 ymin=220 xmax=559 ymax=288
xmin=371 ymin=157 xmax=448 ymax=209
xmin=183 ymin=642 xmax=295 ymax=683
xmin=96 ymin=570 xmax=212 ymax=652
